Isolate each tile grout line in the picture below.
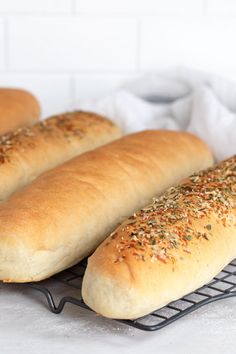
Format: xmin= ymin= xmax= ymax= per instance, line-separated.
xmin=0 ymin=69 xmax=137 ymax=75
xmin=1 ymin=13 xmax=209 ymax=19
xmin=71 ymin=0 xmax=76 ymax=14
xmin=202 ymin=0 xmax=208 ymax=16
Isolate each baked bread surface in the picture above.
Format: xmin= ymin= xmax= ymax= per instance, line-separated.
xmin=0 ymin=130 xmax=213 ymax=282
xmin=0 ymin=110 xmax=121 ymax=200
xmin=0 ymin=88 xmax=40 ymax=134
xmin=82 ymin=155 xmax=236 ymax=319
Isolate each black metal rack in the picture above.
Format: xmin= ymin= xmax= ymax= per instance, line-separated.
xmin=22 ymin=258 xmax=236 ymax=331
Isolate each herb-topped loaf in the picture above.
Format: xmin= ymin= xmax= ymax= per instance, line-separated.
xmin=82 ymin=156 xmax=236 ymax=319
xmin=0 ymin=110 xmax=121 ymax=201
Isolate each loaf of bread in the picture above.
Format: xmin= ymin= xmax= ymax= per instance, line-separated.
xmin=0 ymin=88 xmax=40 ymax=134
xmin=0 ymin=110 xmax=121 ymax=201
xmin=0 ymin=130 xmax=213 ymax=282
xmin=82 ymin=156 xmax=236 ymax=319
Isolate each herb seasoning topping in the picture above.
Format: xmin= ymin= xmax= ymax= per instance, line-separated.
xmin=113 ymin=156 xmax=236 ymax=264
xmin=0 ymin=111 xmax=100 ymax=164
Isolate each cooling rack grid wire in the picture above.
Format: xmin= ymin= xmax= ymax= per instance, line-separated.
xmin=23 ymin=258 xmax=236 ymax=331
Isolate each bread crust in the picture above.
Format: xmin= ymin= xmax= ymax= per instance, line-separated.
xmin=0 ymin=110 xmax=121 ymax=200
xmin=0 ymin=130 xmax=213 ymax=283
xmin=0 ymin=88 xmax=40 ymax=134
xmin=82 ymin=156 xmax=236 ymax=319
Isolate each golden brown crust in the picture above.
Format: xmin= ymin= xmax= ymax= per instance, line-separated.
xmin=0 ymin=130 xmax=213 ymax=283
xmin=0 ymin=110 xmax=121 ymax=201
xmin=0 ymin=88 xmax=41 ymax=134
xmin=82 ymin=156 xmax=236 ymax=319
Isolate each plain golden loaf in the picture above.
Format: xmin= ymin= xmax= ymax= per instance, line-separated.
xmin=0 ymin=110 xmax=121 ymax=201
xmin=0 ymin=130 xmax=213 ymax=282
xmin=0 ymin=88 xmax=40 ymax=134
xmin=82 ymin=156 xmax=236 ymax=319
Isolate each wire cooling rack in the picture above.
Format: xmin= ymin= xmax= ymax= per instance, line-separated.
xmin=22 ymin=258 xmax=236 ymax=331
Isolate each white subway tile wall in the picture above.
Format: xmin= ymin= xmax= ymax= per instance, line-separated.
xmin=140 ymin=19 xmax=236 ymax=77
xmin=0 ymin=18 xmax=5 ymax=70
xmin=74 ymin=74 xmax=138 ymax=102
xmin=0 ymin=0 xmax=72 ymax=13
xmin=0 ymin=74 xmax=73 ymax=116
xmin=0 ymin=0 xmax=235 ymax=117
xmin=207 ymin=0 xmax=236 ymax=16
xmin=75 ymin=0 xmax=203 ymax=15
xmin=8 ymin=17 xmax=137 ymax=71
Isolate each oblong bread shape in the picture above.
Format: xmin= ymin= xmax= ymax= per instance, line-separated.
xmin=0 ymin=130 xmax=212 ymax=282
xmin=0 ymin=88 xmax=40 ymax=134
xmin=82 ymin=156 xmax=236 ymax=319
xmin=0 ymin=110 xmax=121 ymax=201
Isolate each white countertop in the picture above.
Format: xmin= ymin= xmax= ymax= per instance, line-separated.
xmin=0 ymin=281 xmax=236 ymax=354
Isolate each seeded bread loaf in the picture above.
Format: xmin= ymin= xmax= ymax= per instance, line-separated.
xmin=0 ymin=88 xmax=40 ymax=134
xmin=0 ymin=110 xmax=121 ymax=201
xmin=82 ymin=156 xmax=236 ymax=319
xmin=0 ymin=130 xmax=213 ymax=282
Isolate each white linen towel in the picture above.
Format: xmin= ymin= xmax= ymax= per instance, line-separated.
xmin=78 ymin=68 xmax=236 ymax=161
